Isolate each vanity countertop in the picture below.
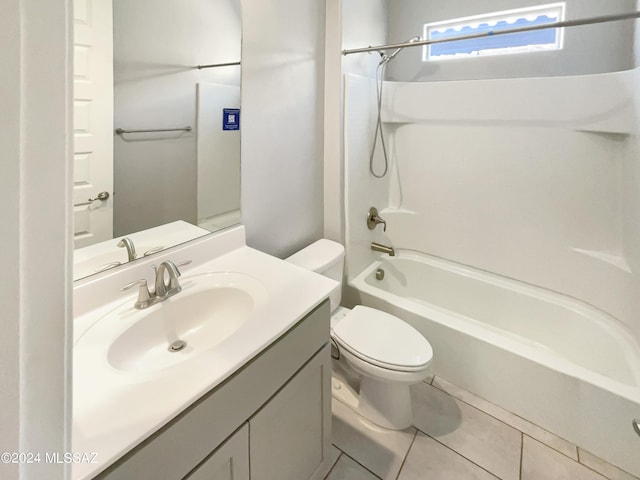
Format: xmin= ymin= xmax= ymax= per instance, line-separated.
xmin=72 ymin=227 xmax=336 ymax=479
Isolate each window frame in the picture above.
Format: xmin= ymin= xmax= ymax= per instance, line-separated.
xmin=423 ymin=3 xmax=566 ymax=61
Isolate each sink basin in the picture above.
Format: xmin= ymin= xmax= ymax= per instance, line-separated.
xmin=76 ymin=272 xmax=268 ymax=375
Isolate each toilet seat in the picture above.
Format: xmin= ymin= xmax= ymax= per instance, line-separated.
xmin=332 ymin=306 xmax=433 ymax=372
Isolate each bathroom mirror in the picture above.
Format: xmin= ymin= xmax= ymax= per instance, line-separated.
xmin=72 ymin=0 xmax=242 ymax=281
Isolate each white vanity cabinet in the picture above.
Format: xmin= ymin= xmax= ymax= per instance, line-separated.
xmin=93 ymin=300 xmax=331 ymax=480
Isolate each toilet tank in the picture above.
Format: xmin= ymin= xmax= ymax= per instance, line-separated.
xmin=285 ymin=239 xmax=345 ymax=312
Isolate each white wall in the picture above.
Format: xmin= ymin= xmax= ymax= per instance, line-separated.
xmin=387 ymin=0 xmax=637 ymax=81
xmin=241 ymin=0 xmax=326 ymax=258
xmin=324 ymin=0 xmax=344 ymax=242
xmin=113 ymin=0 xmax=241 ymax=236
xmin=342 ymin=0 xmax=389 ymax=77
xmin=0 ymin=0 xmax=72 ymax=478
xmin=0 ymin=3 xmax=21 ymax=477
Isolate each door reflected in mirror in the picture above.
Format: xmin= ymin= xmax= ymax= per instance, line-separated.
xmin=72 ymin=0 xmax=242 ymax=281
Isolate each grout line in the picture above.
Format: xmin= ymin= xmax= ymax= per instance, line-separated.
xmin=428 ymin=380 xmax=523 ymax=433
xmin=248 ymin=421 xmax=252 ymax=480
xmin=421 ymin=375 xmax=434 ymax=385
xmin=583 ymin=466 xmax=613 ymax=480
xmin=428 ymin=378 xmax=579 ymax=462
xmin=416 ymin=427 xmax=501 ymax=480
xmin=576 ymin=447 xmax=640 ymax=480
xmin=322 ymin=452 xmax=342 ymax=480
xmin=394 ymin=428 xmax=418 ymax=480
xmin=338 ymin=450 xmax=384 ymax=480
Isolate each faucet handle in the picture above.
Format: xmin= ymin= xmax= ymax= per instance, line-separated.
xmin=175 ymin=260 xmax=192 ymax=272
xmin=121 ymin=279 xmax=154 ymax=309
xmin=143 ymin=246 xmax=164 ymax=257
xmin=166 ymin=260 xmax=192 ymax=290
xmin=121 ymin=278 xmax=148 ymax=291
xmin=151 ymin=260 xmax=191 ymax=274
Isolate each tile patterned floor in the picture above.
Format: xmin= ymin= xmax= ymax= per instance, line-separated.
xmin=323 ymin=376 xmax=639 ymax=480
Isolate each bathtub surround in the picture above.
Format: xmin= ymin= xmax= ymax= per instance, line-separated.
xmin=343 ymin=69 xmax=640 ymax=340
xmin=332 ymin=2 xmax=640 ymax=334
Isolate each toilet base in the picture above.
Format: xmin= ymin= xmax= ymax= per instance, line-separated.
xmin=331 ymin=369 xmax=414 ymax=431
xmin=358 ymin=376 xmax=414 ymax=430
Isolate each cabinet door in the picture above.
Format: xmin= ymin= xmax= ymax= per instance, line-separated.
xmin=184 ymin=424 xmax=249 ymax=480
xmin=250 ymin=345 xmax=331 ymax=480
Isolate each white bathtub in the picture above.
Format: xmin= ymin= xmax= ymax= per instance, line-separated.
xmin=349 ymin=250 xmax=640 ymax=476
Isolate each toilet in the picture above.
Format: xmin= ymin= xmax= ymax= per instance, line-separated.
xmin=286 ymin=239 xmax=433 ymax=430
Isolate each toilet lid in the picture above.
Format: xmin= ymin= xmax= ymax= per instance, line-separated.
xmin=332 ymin=306 xmax=433 ymax=370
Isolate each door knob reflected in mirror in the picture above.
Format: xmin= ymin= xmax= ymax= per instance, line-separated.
xmin=88 ymin=191 xmax=110 ymax=203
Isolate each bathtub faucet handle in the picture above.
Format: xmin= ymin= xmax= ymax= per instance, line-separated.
xmin=367 ymin=207 xmax=387 ymax=232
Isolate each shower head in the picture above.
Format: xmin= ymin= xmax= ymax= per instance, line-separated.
xmin=379 ymin=36 xmax=422 ymax=65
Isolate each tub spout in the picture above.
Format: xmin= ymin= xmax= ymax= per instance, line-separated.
xmin=371 ymin=242 xmax=395 ymax=256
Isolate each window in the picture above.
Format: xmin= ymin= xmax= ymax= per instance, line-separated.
xmin=424 ymin=3 xmax=565 ymax=60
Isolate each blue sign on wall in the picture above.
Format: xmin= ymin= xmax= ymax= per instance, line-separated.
xmin=223 ymin=108 xmax=240 ymax=131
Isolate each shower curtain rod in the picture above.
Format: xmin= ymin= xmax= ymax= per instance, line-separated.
xmin=342 ymin=10 xmax=640 ymax=56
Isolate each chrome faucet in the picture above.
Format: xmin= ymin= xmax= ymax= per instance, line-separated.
xmin=121 ymin=259 xmax=191 ymax=309
xmin=371 ymin=242 xmax=395 ymax=256
xmin=367 ymin=207 xmax=387 ymax=232
xmin=117 ymin=237 xmax=137 ymax=262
